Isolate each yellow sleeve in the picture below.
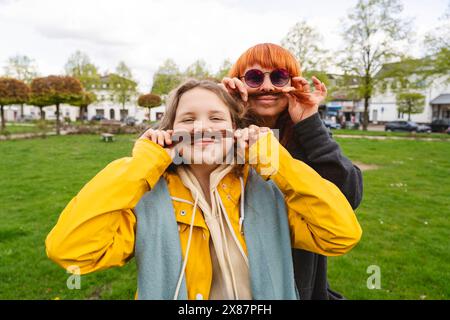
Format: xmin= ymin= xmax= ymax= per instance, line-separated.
xmin=249 ymin=132 xmax=362 ymax=256
xmin=45 ymin=138 xmax=173 ymax=274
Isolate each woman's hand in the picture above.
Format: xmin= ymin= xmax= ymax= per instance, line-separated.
xmin=221 ymin=77 xmax=249 ymax=102
xmin=139 ymin=128 xmax=178 ymax=158
xmin=282 ymin=76 xmax=327 ymax=123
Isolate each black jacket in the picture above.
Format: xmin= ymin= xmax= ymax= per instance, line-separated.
xmin=287 ymin=113 xmax=363 ymax=300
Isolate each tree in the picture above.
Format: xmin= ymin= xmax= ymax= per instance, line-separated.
xmin=71 ymin=92 xmax=96 ymax=123
xmin=151 ymin=59 xmax=183 ymax=97
xmin=185 ymin=59 xmax=211 ymax=80
xmin=28 ymin=96 xmax=52 ymax=121
xmin=3 ymin=55 xmax=38 ymax=84
xmin=215 ymin=59 xmax=233 ymax=80
xmin=375 ymin=57 xmax=426 ymax=95
xmin=281 ymin=20 xmax=330 ymax=73
xmin=137 ymin=93 xmax=162 ymax=122
xmin=109 ymin=61 xmax=137 ymax=115
xmin=30 ymin=76 xmax=83 ymax=135
xmin=4 ymin=55 xmax=38 ymax=119
xmin=422 ymin=4 xmax=450 ymax=83
xmin=0 ymin=78 xmax=30 ymax=131
xmin=64 ymin=50 xmax=101 ymax=92
xmin=396 ymin=92 xmax=425 ymax=121
xmin=339 ymin=0 xmax=412 ymax=130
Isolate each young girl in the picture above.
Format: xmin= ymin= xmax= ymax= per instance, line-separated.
xmin=46 ymin=79 xmax=362 ymax=300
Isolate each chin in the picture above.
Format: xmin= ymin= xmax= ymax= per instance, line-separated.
xmin=251 ymin=104 xmax=286 ymax=118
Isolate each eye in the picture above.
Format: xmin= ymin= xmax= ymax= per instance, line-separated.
xmin=181 ymin=118 xmax=194 ymax=122
xmin=211 ymin=117 xmax=225 ymax=121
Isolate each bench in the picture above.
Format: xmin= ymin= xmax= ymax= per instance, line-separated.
xmin=101 ymin=133 xmax=115 ymax=142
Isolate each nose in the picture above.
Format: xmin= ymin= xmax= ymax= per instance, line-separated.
xmin=193 ymin=121 xmax=214 ymax=134
xmin=259 ymin=73 xmax=275 ymax=92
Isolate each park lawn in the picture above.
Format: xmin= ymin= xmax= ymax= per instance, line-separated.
xmin=1 ymin=123 xmax=53 ymax=135
xmin=0 ymin=134 xmax=449 ymax=300
xmin=333 ymin=129 xmax=450 ymax=140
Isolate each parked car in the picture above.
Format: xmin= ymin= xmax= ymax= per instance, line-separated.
xmin=322 ymin=120 xmax=341 ymax=130
xmin=90 ymin=115 xmax=106 ymax=122
xmin=417 ymin=124 xmax=431 ymax=133
xmin=385 ymin=121 xmax=419 ymax=132
xmin=430 ymin=119 xmax=450 ymax=133
xmin=122 ymin=116 xmax=137 ymax=126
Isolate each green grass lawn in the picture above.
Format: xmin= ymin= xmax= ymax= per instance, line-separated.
xmin=333 ymin=129 xmax=450 ymax=140
xmin=0 ymin=134 xmax=449 ymax=300
xmin=1 ymin=123 xmax=53 ymax=135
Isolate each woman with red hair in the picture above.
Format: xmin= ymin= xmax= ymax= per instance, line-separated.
xmin=222 ymin=43 xmax=363 ymax=300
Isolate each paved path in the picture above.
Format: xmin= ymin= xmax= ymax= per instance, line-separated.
xmin=333 ymin=134 xmax=449 ymax=142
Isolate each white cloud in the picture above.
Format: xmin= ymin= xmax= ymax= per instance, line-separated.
xmin=0 ymin=0 xmax=447 ymax=91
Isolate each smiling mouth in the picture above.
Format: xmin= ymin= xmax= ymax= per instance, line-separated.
xmin=193 ymin=139 xmax=215 ymax=145
xmin=256 ymin=95 xmax=278 ymax=101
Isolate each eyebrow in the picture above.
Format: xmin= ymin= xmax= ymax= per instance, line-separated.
xmin=177 ymin=110 xmax=227 ymax=117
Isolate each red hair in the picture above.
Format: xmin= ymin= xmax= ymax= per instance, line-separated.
xmin=228 ymin=43 xmax=302 ymax=79
xmin=229 ymin=43 xmax=302 ymax=149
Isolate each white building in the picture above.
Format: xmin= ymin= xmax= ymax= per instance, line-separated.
xmin=369 ymin=64 xmax=450 ymax=124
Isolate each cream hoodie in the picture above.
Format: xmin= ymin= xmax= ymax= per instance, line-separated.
xmin=176 ymin=165 xmax=252 ymax=300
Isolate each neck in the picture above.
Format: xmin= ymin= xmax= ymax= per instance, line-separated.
xmin=188 ymin=164 xmax=219 ymax=205
xmin=261 ymin=115 xmax=278 ymax=129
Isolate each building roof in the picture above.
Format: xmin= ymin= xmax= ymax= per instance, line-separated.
xmin=430 ymin=94 xmax=450 ymax=105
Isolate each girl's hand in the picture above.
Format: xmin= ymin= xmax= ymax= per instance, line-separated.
xmin=234 ymin=125 xmax=271 ymax=149
xmin=282 ymin=76 xmax=327 ymax=123
xmin=220 ymin=77 xmax=248 ymax=102
xmin=139 ymin=128 xmax=178 ymax=158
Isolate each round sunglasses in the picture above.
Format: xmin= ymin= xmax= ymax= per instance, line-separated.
xmin=241 ymin=68 xmax=291 ymax=88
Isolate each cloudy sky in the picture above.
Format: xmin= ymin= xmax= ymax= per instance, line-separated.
xmin=0 ymin=0 xmax=448 ymax=91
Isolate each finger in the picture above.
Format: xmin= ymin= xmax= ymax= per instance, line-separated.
xmin=234 ymin=78 xmax=248 ymax=101
xmin=248 ymin=125 xmax=260 ymax=146
xmin=321 ymin=82 xmax=328 ymax=95
xmin=141 ymin=128 xmax=153 ymax=139
xmin=149 ymin=130 xmax=158 ymax=143
xmin=241 ymin=128 xmax=249 ymax=143
xmin=312 ymin=78 xmax=322 ymax=92
xmin=156 ymin=131 xmax=165 ymax=146
xmin=281 ymin=86 xmax=296 ymax=93
xmin=292 ymin=77 xmax=309 ymax=85
xmin=223 ymin=77 xmax=236 ymax=90
xmin=163 ymin=131 xmax=172 ymax=146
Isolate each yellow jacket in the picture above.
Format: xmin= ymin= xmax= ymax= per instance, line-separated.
xmin=46 ymin=133 xmax=362 ymax=300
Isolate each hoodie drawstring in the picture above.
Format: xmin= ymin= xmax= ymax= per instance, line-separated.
xmin=239 ymin=177 xmax=245 ymax=234
xmin=173 ymin=190 xmax=199 ymax=300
